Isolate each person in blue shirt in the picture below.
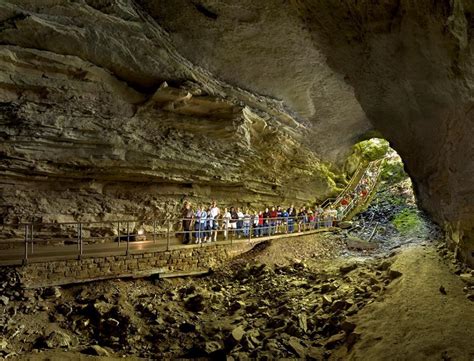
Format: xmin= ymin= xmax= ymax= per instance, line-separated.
xmin=281 ymin=208 xmax=289 ymax=233
xmin=287 ymin=205 xmax=296 ymax=233
xmin=200 ymin=207 xmax=208 ymax=242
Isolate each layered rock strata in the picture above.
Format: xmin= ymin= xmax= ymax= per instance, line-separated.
xmin=0 ymin=1 xmax=345 ymax=240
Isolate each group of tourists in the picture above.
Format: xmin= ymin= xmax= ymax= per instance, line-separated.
xmin=336 ymin=170 xmax=376 ymax=210
xmin=180 ymin=162 xmax=380 ymax=244
xmin=180 ymin=201 xmax=342 ymax=244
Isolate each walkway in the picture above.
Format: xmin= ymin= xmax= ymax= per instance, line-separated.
xmin=0 ymin=159 xmax=385 ymax=267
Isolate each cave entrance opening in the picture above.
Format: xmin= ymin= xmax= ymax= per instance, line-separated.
xmin=345 ymin=138 xmax=433 ymax=250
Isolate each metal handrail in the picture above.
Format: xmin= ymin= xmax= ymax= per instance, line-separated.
xmin=339 ymin=158 xmax=385 ymax=220
xmin=3 ymin=214 xmax=342 ymax=265
xmin=333 ymin=162 xmax=372 ymax=204
xmin=333 ymin=161 xmax=368 ymax=205
xmin=319 ymin=161 xmax=370 ymax=210
xmin=2 ymin=159 xmax=387 ymax=265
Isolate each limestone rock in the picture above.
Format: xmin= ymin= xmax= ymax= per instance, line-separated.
xmin=41 ymin=330 xmax=72 ymax=349
xmin=231 ymin=326 xmax=245 ymax=343
xmin=204 ymin=341 xmax=223 ymax=355
xmin=340 ymin=263 xmax=358 ymax=274
xmin=324 ymin=332 xmax=346 ymax=349
xmin=83 ymin=345 xmax=111 ymax=357
xmin=459 ymin=273 xmax=474 ymax=286
xmin=287 ymin=337 xmax=306 ymax=358
xmin=42 ymin=287 xmax=61 ymax=299
xmin=185 ymin=294 xmax=206 ymax=312
xmin=388 ymin=270 xmax=403 ymax=280
xmin=0 ymin=296 xmax=9 ymax=306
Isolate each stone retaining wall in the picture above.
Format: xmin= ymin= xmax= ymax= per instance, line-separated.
xmin=16 ymin=240 xmax=264 ymax=288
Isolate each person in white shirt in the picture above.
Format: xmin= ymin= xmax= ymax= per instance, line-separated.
xmin=209 ymin=201 xmax=220 ymax=242
xmin=237 ymin=207 xmax=244 ymax=238
xmin=252 ymin=211 xmax=260 ymax=237
xmin=222 ymin=207 xmax=231 ymax=239
xmin=243 ymin=209 xmax=251 ymax=237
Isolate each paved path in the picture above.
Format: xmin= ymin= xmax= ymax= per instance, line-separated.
xmin=0 ymin=230 xmax=329 ymax=266
xmin=0 ymin=159 xmax=386 ymax=267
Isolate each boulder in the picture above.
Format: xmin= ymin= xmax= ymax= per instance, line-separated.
xmin=388 ymin=270 xmax=403 ymax=280
xmin=377 ymin=260 xmax=392 ymax=271
xmin=339 ymin=221 xmax=353 ymax=229
xmin=82 ymin=345 xmax=110 ymax=356
xmin=324 ymin=332 xmax=346 ymax=349
xmin=205 ymin=341 xmax=224 ymax=354
xmin=459 ymin=273 xmax=474 ymax=286
xmin=307 ymin=346 xmax=325 ymax=360
xmin=287 ymin=337 xmax=306 ymax=358
xmin=231 ymin=326 xmax=245 ymax=343
xmin=229 ymin=300 xmax=246 ymax=313
xmin=43 ymin=287 xmax=62 ymax=299
xmin=0 ymin=295 xmax=9 ymax=306
xmin=340 ymin=263 xmax=358 ymax=274
xmin=320 ymin=283 xmax=332 ymax=293
xmin=41 ymin=330 xmax=73 ymax=349
xmin=322 ymin=295 xmax=332 ymax=306
xmin=298 ymin=313 xmax=308 ymax=333
xmin=331 ymin=299 xmax=349 ymax=311
xmin=179 ymin=322 xmax=196 ymax=333
xmin=185 ymin=294 xmax=206 ymax=312
xmin=93 ymin=301 xmax=114 ymax=317
xmin=341 ymin=320 xmax=356 ymax=333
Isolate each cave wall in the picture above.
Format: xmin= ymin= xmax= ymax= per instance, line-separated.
xmin=290 ymin=0 xmax=474 ymax=265
xmin=0 ymin=1 xmax=345 ymax=237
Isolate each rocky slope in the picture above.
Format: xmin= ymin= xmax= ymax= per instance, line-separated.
xmin=1 ymin=234 xmax=473 ymax=360
xmin=0 ymin=234 xmax=401 ymax=359
xmin=1 ymin=1 xmax=474 ymax=264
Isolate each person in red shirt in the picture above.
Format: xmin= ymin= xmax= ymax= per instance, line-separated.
xmin=258 ymin=211 xmax=264 ymax=236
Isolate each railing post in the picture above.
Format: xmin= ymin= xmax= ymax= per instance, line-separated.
xmin=23 ymin=224 xmax=28 ymax=265
xmin=77 ymin=223 xmax=80 ymax=252
xmin=30 ymin=223 xmax=34 ymax=254
xmin=117 ymin=221 xmax=121 ymax=247
xmin=78 ymin=223 xmax=83 ymax=259
xmin=126 ymin=222 xmax=130 ymax=256
xmin=166 ymin=220 xmax=171 ymax=251
xmin=248 ymin=221 xmax=252 ymax=242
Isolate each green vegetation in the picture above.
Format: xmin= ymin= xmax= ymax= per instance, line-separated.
xmin=345 ymin=138 xmax=390 ymax=175
xmin=381 ymin=157 xmax=408 ymax=185
xmin=353 ymin=138 xmax=390 ymax=162
xmin=392 ymin=208 xmax=427 ymax=236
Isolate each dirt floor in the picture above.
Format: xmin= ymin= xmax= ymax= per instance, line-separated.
xmin=1 ymin=232 xmax=473 ymax=360
xmin=332 ymin=244 xmax=474 ymax=361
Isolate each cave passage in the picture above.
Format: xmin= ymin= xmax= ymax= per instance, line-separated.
xmin=1 ymin=1 xmax=474 ymax=358
xmin=343 ymin=137 xmax=433 ymax=252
